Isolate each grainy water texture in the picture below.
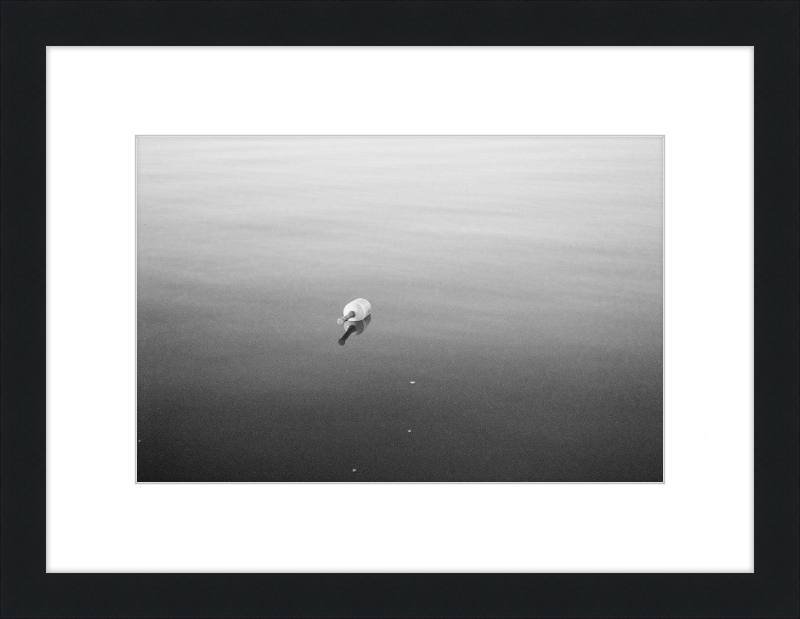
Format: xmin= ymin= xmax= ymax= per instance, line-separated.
xmin=137 ymin=137 xmax=663 ymax=482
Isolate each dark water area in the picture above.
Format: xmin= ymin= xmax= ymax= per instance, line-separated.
xmin=137 ymin=136 xmax=663 ymax=482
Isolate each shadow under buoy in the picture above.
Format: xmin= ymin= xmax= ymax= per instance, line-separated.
xmin=338 ymin=314 xmax=372 ymax=346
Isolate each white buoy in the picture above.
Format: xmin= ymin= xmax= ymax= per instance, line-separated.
xmin=337 ymin=298 xmax=371 ymax=324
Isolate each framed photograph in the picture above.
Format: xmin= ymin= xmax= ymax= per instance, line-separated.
xmin=2 ymin=2 xmax=797 ymax=617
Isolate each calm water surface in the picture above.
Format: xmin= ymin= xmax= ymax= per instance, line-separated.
xmin=137 ymin=137 xmax=663 ymax=482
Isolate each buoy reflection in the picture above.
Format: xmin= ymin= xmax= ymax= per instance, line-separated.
xmin=338 ymin=314 xmax=371 ymax=346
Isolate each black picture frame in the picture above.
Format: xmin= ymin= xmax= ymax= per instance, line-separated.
xmin=2 ymin=1 xmax=797 ymax=617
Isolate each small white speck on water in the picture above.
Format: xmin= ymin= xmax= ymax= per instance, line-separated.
xmin=352 ymin=468 xmax=357 ymax=472
xmin=408 ymin=429 xmax=411 ymax=433
xmin=410 ymin=381 xmax=415 ymax=384
xmin=137 ymin=440 xmax=141 ymax=442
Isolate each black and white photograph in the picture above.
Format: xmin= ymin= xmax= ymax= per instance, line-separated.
xmin=137 ymin=136 xmax=663 ymax=483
